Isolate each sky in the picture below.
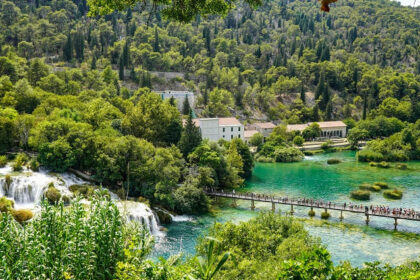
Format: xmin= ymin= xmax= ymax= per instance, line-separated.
xmin=396 ymin=0 xmax=419 ymax=6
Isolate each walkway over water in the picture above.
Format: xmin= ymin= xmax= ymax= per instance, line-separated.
xmin=206 ymin=191 xmax=420 ymax=230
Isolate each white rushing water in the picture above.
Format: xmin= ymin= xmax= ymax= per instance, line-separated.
xmin=0 ymin=164 xmax=164 ymax=236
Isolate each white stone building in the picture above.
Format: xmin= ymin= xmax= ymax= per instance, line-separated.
xmin=286 ymin=121 xmax=347 ymax=138
xmin=189 ymin=118 xmax=244 ymax=141
xmin=155 ymin=90 xmax=195 ymax=112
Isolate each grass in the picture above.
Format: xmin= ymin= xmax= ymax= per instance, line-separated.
xmin=350 ymin=190 xmax=371 ymax=200
xmin=383 ymin=189 xmax=403 ymax=200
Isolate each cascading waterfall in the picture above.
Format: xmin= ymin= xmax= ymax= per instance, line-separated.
xmin=0 ymin=164 xmax=164 ymax=236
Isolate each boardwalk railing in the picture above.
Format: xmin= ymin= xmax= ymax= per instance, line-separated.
xmin=205 ymin=191 xmax=420 ymax=230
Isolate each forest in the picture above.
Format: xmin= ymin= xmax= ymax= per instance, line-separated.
xmin=0 ymin=0 xmax=420 ymax=278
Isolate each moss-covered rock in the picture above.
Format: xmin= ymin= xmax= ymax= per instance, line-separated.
xmin=12 ymin=209 xmax=33 ymax=223
xmin=4 ymin=175 xmax=12 ymax=193
xmin=115 ymin=188 xmax=126 ymax=199
xmin=358 ymin=183 xmax=381 ymax=192
xmin=29 ymin=158 xmax=40 ymax=171
xmin=327 ymin=158 xmax=341 ymax=164
xmin=44 ymin=185 xmax=61 ymax=204
xmin=0 ymin=197 xmax=14 ymax=212
xmin=369 ymin=162 xmax=378 ymax=167
xmin=154 ymin=208 xmax=173 ymax=224
xmin=69 ymin=184 xmax=95 ymax=198
xmin=350 ymin=190 xmax=370 ymax=200
xmin=373 ymin=182 xmax=389 ymax=189
xmin=383 ymin=189 xmax=403 ymax=200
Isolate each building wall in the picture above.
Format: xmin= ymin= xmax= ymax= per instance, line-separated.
xmin=219 ymin=125 xmax=244 ymax=141
xmin=320 ymin=127 xmax=347 ymax=138
xmin=199 ymin=119 xmax=220 ymax=141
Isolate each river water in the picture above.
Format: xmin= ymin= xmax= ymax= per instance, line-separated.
xmin=153 ymin=151 xmax=420 ymax=266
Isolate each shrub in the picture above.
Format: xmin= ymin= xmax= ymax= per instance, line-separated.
xmin=0 ymin=197 xmax=14 ymax=212
xmin=308 ymin=209 xmax=315 ymax=217
xmin=304 ymin=149 xmax=324 ymax=156
xmin=321 ymin=211 xmax=330 ymax=219
xmin=44 ymin=185 xmax=61 ymax=204
xmin=350 ymin=190 xmax=370 ymax=200
xmin=273 ymin=147 xmax=304 ymax=163
xmin=395 ymin=163 xmax=408 ymax=170
xmin=357 ymin=149 xmax=384 ymax=162
xmin=321 ymin=140 xmax=333 ymax=150
xmin=256 ymin=156 xmax=275 ymax=163
xmin=358 ymin=183 xmax=381 ymax=192
xmin=327 ymin=158 xmax=341 ymax=165
xmin=374 ymin=182 xmax=389 ymax=189
xmin=0 ymin=155 xmax=7 ymax=167
xmin=293 ymin=136 xmax=305 ymax=147
xmin=12 ymin=209 xmax=33 ymax=223
xmin=29 ymin=158 xmax=40 ymax=171
xmin=383 ymin=189 xmax=403 ymax=200
xmin=378 ymin=161 xmax=390 ymax=168
xmin=69 ymin=184 xmax=96 ymax=198
xmin=12 ymin=153 xmax=29 ymax=171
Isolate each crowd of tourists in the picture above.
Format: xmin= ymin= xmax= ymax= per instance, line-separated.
xmin=210 ymin=189 xmax=420 ymax=219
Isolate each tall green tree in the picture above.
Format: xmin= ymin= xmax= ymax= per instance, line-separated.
xmin=179 ymin=110 xmax=202 ymax=157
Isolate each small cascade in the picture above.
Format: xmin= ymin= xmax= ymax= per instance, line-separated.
xmin=118 ymin=201 xmax=164 ymax=236
xmin=0 ymin=165 xmax=78 ymax=209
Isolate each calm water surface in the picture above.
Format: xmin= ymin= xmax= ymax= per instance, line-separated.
xmin=153 ymin=151 xmax=420 ymax=266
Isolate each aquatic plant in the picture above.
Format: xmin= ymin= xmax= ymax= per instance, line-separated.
xmin=350 ymin=190 xmax=370 ymax=200
xmin=395 ymin=163 xmax=408 ymax=170
xmin=383 ymin=189 xmax=403 ymax=200
xmin=327 ymin=158 xmax=341 ymax=164
xmin=359 ymin=183 xmax=381 ymax=192
xmin=308 ymin=209 xmax=316 ymax=217
xmin=369 ymin=162 xmax=378 ymax=167
xmin=321 ymin=211 xmax=330 ymax=220
xmin=373 ymin=182 xmax=389 ymax=189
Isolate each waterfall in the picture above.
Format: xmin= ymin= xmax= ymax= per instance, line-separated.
xmin=118 ymin=201 xmax=164 ymax=236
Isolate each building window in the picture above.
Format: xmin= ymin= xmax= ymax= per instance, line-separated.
xmin=238 ymin=127 xmax=241 ymax=131
xmin=223 ymin=128 xmax=225 ymax=132
xmin=238 ymin=135 xmax=241 ymax=138
xmin=231 ymin=135 xmax=233 ymax=139
xmin=223 ymin=135 xmax=225 ymax=138
xmin=231 ymin=127 xmax=233 ymax=132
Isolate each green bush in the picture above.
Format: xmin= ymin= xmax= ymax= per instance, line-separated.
xmin=293 ymin=136 xmax=305 ymax=147
xmin=273 ymin=147 xmax=304 ymax=163
xmin=0 ymin=155 xmax=7 ymax=167
xmin=321 ymin=211 xmax=330 ymax=219
xmin=304 ymin=149 xmax=324 ymax=156
xmin=383 ymin=189 xmax=403 ymax=200
xmin=395 ymin=163 xmax=408 ymax=170
xmin=69 ymin=184 xmax=96 ymax=198
xmin=369 ymin=162 xmax=378 ymax=167
xmin=321 ymin=140 xmax=332 ymax=150
xmin=12 ymin=153 xmax=29 ymax=171
xmin=358 ymin=183 xmax=381 ymax=192
xmin=29 ymin=158 xmax=40 ymax=171
xmin=0 ymin=197 xmax=14 ymax=212
xmin=256 ymin=156 xmax=275 ymax=163
xmin=44 ymin=185 xmax=61 ymax=204
xmin=350 ymin=190 xmax=370 ymax=200
xmin=327 ymin=158 xmax=341 ymax=164
xmin=308 ymin=209 xmax=315 ymax=217
xmin=378 ymin=161 xmax=390 ymax=168
xmin=357 ymin=149 xmax=384 ymax=162
xmin=12 ymin=209 xmax=33 ymax=223
xmin=374 ymin=182 xmax=389 ymax=189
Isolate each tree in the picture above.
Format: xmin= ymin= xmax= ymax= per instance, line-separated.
xmin=300 ymin=84 xmax=306 ymax=104
xmin=178 ymin=110 xmax=202 ymax=157
xmin=27 ymin=59 xmax=49 ymax=86
xmin=119 ymin=55 xmax=124 ymax=80
xmin=249 ymin=132 xmax=263 ymax=147
xmin=293 ymin=135 xmax=304 ymax=146
xmin=63 ymin=34 xmax=73 ymax=61
xmin=312 ymin=104 xmax=320 ymax=121
xmin=302 ymin=123 xmax=321 ymax=140
xmin=182 ymin=96 xmax=191 ymax=115
xmin=347 ymin=127 xmax=368 ymax=149
xmin=153 ymin=26 xmax=160 ymax=52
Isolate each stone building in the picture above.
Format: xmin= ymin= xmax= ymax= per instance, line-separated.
xmin=286 ymin=121 xmax=347 ymax=138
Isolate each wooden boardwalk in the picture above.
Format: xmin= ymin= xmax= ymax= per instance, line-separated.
xmin=206 ymin=191 xmax=420 ymax=230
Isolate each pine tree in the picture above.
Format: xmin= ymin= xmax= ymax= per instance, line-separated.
xmin=178 ymin=110 xmax=202 ymax=157
xmin=362 ymin=92 xmax=368 ymax=120
xmin=123 ymin=41 xmax=129 ymax=66
xmin=315 ymin=72 xmax=325 ymax=100
xmin=119 ymin=56 xmax=124 ymax=80
xmin=321 ymin=84 xmax=330 ymax=110
xmin=325 ymin=101 xmax=333 ymax=121
xmin=320 ymin=45 xmax=330 ymax=61
xmin=63 ymin=34 xmax=73 ymax=61
xmin=312 ymin=104 xmax=320 ymax=121
xmin=91 ymin=55 xmax=96 ymax=69
xmin=169 ymin=96 xmax=176 ymax=106
xmin=182 ymin=96 xmax=191 ymax=115
xmin=300 ymin=84 xmax=306 ymax=104
xmin=298 ymin=44 xmax=304 ymax=58
xmin=153 ymin=26 xmax=160 ymax=52
xmin=164 ymin=119 xmax=182 ymax=145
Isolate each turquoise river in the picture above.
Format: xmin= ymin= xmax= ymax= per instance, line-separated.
xmin=153 ymin=151 xmax=420 ymax=267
